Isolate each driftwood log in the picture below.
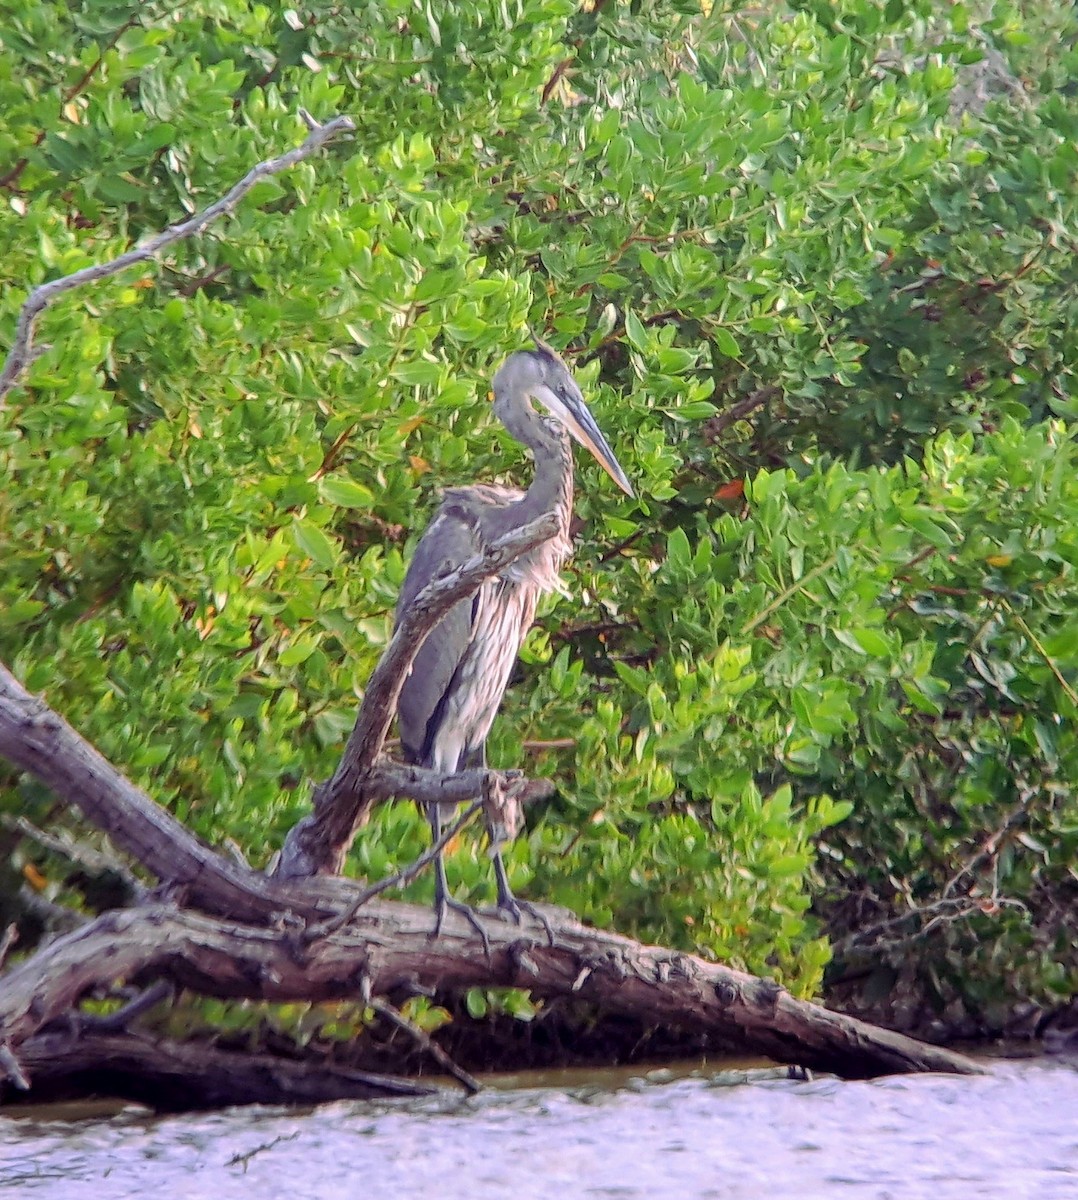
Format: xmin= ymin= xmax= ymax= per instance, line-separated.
xmin=0 ymin=113 xmax=983 ymax=1110
xmin=15 ymin=1029 xmax=437 ymax=1111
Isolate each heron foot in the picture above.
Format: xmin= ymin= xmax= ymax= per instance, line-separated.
xmin=492 ymin=852 xmax=555 ymax=945
xmin=495 ymin=893 xmax=555 ymax=947
xmin=431 ymin=893 xmax=491 ymax=958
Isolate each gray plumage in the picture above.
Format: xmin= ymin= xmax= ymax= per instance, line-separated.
xmin=394 ymin=343 xmax=632 ymax=933
xmin=396 ymin=481 xmax=570 ymax=774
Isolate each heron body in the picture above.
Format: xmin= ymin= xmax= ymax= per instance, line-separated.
xmin=394 ymin=343 xmax=632 ymax=935
xmin=396 ymin=481 xmax=571 ymax=780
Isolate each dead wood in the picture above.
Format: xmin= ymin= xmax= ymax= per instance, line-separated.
xmin=0 ymin=901 xmax=983 ymax=1089
xmin=0 ymin=556 xmax=986 ymax=1099
xmin=367 ymin=997 xmax=481 ymax=1094
xmin=0 ymin=663 xmax=535 ymax=928
xmin=0 ymin=465 xmax=989 ymax=1108
xmin=14 ymin=1029 xmax=438 ymax=1110
xmin=0 ymin=660 xmax=340 ymax=925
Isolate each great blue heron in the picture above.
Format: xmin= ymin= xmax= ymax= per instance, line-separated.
xmin=395 ymin=340 xmax=633 ymax=938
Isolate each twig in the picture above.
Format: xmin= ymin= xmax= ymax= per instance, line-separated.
xmin=998 ymin=597 xmax=1078 ymax=709
xmin=0 ymin=1043 xmax=29 ymax=1090
xmin=0 ymin=111 xmax=355 ymax=405
xmin=741 ymin=553 xmax=838 ymax=635
xmin=832 ymin=894 xmax=1026 ymax=956
xmin=303 ymin=802 xmax=483 ymax=942
xmin=227 ymin=1132 xmax=301 ymax=1171
xmin=5 ymin=813 xmax=145 ymax=898
xmin=16 ymin=886 xmax=88 ymax=935
xmin=708 ymin=385 xmax=782 ymax=437
xmin=0 ymin=924 xmax=17 ymax=972
xmin=74 ymin=980 xmax=174 ymax=1034
xmin=361 ymin=760 xmax=520 ymax=807
xmin=599 ymin=530 xmax=644 ymax=563
xmin=369 ymin=997 xmax=481 ymax=1094
xmin=552 ymin=618 xmax=634 ymax=640
xmin=541 ymin=56 xmax=575 ymax=106
xmin=942 ymin=786 xmax=1038 ymax=900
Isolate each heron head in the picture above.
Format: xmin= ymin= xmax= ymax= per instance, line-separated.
xmin=492 ymin=342 xmax=634 ymax=498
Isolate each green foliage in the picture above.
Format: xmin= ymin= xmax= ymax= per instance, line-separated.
xmin=2 ymin=0 xmax=1076 ymax=1021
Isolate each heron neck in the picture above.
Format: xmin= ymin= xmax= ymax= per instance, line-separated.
xmin=516 ymin=425 xmax=573 ymax=529
xmin=487 ymin=420 xmax=571 ymax=537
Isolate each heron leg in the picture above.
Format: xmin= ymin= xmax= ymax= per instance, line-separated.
xmin=429 ymin=804 xmax=491 ymax=956
xmin=475 ymin=739 xmax=555 ymax=946
xmin=492 ymin=851 xmax=555 ymax=946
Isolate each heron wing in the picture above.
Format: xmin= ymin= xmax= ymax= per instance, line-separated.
xmin=394 ymin=499 xmax=487 ymax=767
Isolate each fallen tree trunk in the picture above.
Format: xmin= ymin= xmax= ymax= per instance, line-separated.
xmin=15 ymin=1029 xmax=437 ymax=1111
xmin=0 ymin=899 xmax=982 ymax=1093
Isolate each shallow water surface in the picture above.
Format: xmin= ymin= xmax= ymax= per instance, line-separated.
xmin=1 ymin=1056 xmax=1075 ymax=1199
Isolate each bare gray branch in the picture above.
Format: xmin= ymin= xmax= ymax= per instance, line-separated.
xmin=0 ymin=113 xmax=355 ymax=405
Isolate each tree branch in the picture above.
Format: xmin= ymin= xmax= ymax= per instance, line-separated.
xmin=707 ymin=385 xmax=782 ymax=437
xmin=0 ymin=111 xmax=355 ymax=406
xmin=369 ymin=997 xmax=481 ymax=1094
xmin=303 ymin=802 xmax=484 ymax=943
xmin=0 ymin=658 xmax=557 ymax=942
xmin=13 ymin=1028 xmax=436 ymax=1109
xmin=0 ymin=661 xmax=382 ymax=925
xmin=0 ymin=662 xmax=290 ymax=921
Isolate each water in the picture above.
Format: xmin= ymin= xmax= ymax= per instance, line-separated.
xmin=0 ymin=1057 xmax=1075 ymax=1199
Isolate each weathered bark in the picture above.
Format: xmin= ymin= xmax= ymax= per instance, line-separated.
xmin=0 ymin=662 xmax=341 ymax=924
xmin=0 ymin=901 xmax=983 ymax=1086
xmin=14 ymin=1030 xmax=437 ymax=1110
xmin=0 ymin=621 xmax=987 ymax=1102
xmin=0 ymin=559 xmax=988 ymax=1104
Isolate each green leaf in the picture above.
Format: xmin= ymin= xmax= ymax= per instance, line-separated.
xmin=279 ymin=639 xmax=317 ymax=666
xmin=0 ymin=599 xmax=46 ymax=628
xmin=666 ymin=526 xmax=691 ymax=570
xmin=390 ymin=359 xmax=444 ymax=387
xmin=465 ymin=989 xmax=488 ymax=1019
xmin=320 ymin=477 xmax=375 ymax=508
xmin=624 ymin=308 xmax=647 ymax=352
xmin=291 ymin=518 xmax=339 ymax=569
xmin=849 ymin=628 xmax=890 ymax=656
xmin=767 ymin=854 xmax=808 ymax=878
xmin=713 ymin=327 xmax=741 ymax=359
